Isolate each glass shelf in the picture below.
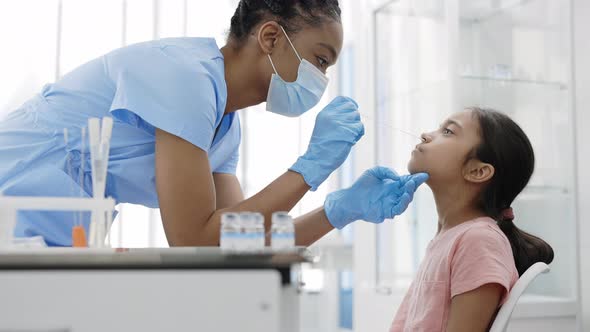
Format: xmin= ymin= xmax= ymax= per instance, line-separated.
xmin=460 ymin=75 xmax=568 ymax=90
xmin=460 ymin=0 xmax=568 ymax=40
xmin=523 ymin=185 xmax=571 ymax=194
xmin=461 ymin=1 xmax=524 ymax=21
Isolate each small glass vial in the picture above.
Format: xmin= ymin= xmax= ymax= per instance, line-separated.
xmin=271 ymin=212 xmax=295 ymax=250
xmin=220 ymin=212 xmax=241 ymax=250
xmin=240 ymin=212 xmax=265 ymax=250
xmin=251 ymin=212 xmax=265 ymax=249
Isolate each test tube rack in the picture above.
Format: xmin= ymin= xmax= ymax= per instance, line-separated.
xmin=0 ymin=195 xmax=115 ymax=249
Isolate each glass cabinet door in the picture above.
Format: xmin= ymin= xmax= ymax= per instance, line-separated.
xmin=374 ymin=0 xmax=452 ymax=292
xmin=374 ymin=0 xmax=577 ymax=301
xmin=457 ymin=0 xmax=576 ymax=299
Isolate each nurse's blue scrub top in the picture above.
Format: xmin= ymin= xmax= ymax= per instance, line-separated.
xmin=0 ymin=38 xmax=241 ymax=246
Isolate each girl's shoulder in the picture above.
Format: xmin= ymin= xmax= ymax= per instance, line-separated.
xmin=428 ymin=217 xmax=512 ymax=260
xmin=449 ymin=217 xmax=514 ymax=262
xmin=432 ymin=217 xmax=506 ymax=249
xmin=459 ymin=217 xmax=508 ymax=242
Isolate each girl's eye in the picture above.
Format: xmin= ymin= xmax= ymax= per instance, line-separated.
xmin=317 ymin=56 xmax=328 ymax=68
xmin=442 ymin=128 xmax=454 ymax=135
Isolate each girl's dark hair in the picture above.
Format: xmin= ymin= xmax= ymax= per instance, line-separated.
xmin=229 ymin=0 xmax=341 ymax=46
xmin=470 ymin=107 xmax=554 ymax=276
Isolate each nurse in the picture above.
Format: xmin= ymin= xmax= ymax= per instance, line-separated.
xmin=0 ymin=0 xmax=427 ymax=246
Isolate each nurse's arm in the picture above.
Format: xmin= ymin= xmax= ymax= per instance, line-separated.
xmin=212 ymin=173 xmax=244 ymax=209
xmin=210 ymin=175 xmax=335 ymax=245
xmin=293 ymin=208 xmax=334 ymax=246
xmin=212 ymin=174 xmax=333 ymax=246
xmin=156 ymin=129 xmax=331 ymax=246
xmin=210 ymin=172 xmax=334 ymax=245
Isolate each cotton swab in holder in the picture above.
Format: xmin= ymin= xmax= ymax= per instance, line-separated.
xmin=87 ymin=117 xmax=113 ymax=248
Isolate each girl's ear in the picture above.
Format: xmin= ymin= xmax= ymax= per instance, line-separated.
xmin=463 ymin=159 xmax=495 ymax=184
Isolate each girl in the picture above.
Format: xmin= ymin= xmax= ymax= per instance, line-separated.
xmin=390 ymin=107 xmax=555 ymax=331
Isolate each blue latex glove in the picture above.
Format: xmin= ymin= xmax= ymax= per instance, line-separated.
xmin=324 ymin=166 xmax=429 ymax=229
xmin=290 ymin=96 xmax=364 ymax=191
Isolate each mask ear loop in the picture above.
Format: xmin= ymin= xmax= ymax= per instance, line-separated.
xmin=267 ymin=25 xmax=301 ymax=77
xmin=267 ymin=54 xmax=279 ymax=74
xmin=279 ymin=25 xmax=302 ymax=62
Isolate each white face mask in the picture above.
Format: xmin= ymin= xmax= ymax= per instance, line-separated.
xmin=265 ymin=26 xmax=330 ymax=117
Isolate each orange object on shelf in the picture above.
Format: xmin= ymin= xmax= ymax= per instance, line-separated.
xmin=72 ymin=226 xmax=88 ymax=247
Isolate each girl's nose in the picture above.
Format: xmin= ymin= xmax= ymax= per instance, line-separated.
xmin=421 ymin=132 xmax=431 ymax=143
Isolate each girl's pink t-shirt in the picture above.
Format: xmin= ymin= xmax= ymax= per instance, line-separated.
xmin=390 ymin=217 xmax=519 ymax=332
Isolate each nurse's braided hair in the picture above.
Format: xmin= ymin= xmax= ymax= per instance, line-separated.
xmin=229 ymin=0 xmax=341 ymax=46
xmin=470 ymin=107 xmax=554 ymax=276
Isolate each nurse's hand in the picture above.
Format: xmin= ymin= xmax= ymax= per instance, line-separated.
xmin=290 ymin=96 xmax=364 ymax=191
xmin=324 ymin=166 xmax=429 ymax=229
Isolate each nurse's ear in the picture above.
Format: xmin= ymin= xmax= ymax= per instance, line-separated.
xmin=257 ymin=21 xmax=282 ymax=55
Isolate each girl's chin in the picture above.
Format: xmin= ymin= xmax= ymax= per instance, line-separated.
xmin=407 ymin=160 xmax=420 ymax=174
xmin=407 ymin=162 xmax=429 ymax=176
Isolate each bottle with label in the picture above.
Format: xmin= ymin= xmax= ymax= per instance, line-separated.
xmin=240 ymin=212 xmax=265 ymax=251
xmin=220 ymin=212 xmax=241 ymax=250
xmin=271 ymin=212 xmax=295 ymax=250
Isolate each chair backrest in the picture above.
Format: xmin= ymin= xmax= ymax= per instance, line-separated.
xmin=488 ymin=262 xmax=551 ymax=332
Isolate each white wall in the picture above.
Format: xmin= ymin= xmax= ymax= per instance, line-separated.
xmin=573 ymin=0 xmax=590 ymax=330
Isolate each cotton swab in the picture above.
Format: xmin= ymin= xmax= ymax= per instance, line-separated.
xmin=359 ymin=113 xmax=424 ymax=142
xmin=63 ymin=128 xmax=76 ymax=223
xmin=78 ymin=126 xmax=86 ymax=227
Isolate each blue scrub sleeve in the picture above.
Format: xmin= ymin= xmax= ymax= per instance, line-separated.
xmin=109 ymin=63 xmax=219 ymax=153
xmin=213 ymin=144 xmax=239 ymax=174
xmin=212 ymin=116 xmax=240 ymax=174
